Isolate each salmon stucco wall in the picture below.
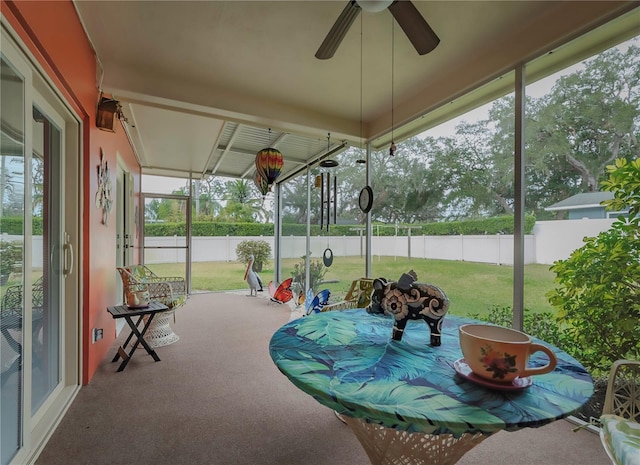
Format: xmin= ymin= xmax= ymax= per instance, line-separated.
xmin=2 ymin=0 xmax=141 ymax=384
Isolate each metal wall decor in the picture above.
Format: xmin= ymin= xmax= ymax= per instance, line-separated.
xmin=95 ymin=149 xmax=112 ymax=225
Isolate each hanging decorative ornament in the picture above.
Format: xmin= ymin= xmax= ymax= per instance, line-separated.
xmin=255 ymin=129 xmax=284 ymax=189
xmin=253 ymin=172 xmax=269 ymax=198
xmin=255 ymin=147 xmax=284 ymax=187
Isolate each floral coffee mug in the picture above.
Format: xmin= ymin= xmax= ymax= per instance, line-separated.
xmin=459 ymin=324 xmax=557 ymax=383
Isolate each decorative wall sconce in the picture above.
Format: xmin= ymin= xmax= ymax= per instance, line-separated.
xmin=96 ymin=93 xmax=125 ymax=132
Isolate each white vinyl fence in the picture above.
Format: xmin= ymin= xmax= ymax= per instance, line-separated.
xmin=3 ymin=219 xmax=612 ymax=268
xmin=140 ymin=218 xmax=615 ymax=266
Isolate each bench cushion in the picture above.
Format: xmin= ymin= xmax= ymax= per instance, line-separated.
xmin=600 ymin=414 xmax=640 ymax=465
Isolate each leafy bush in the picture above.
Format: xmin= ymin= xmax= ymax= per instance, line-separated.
xmin=547 ymin=158 xmax=640 ymax=376
xmin=0 ymin=241 xmax=22 ymax=284
xmin=290 ymin=257 xmax=327 ymax=292
xmin=0 ymin=217 xmax=43 ymax=235
xmin=235 ymin=240 xmax=271 ymax=272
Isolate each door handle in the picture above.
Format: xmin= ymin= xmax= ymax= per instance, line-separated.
xmin=63 ymin=232 xmax=74 ymax=276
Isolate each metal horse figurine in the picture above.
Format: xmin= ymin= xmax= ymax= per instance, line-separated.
xmin=366 ymin=270 xmax=449 ymax=346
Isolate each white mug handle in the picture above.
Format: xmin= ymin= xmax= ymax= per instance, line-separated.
xmin=521 ymin=343 xmax=558 ymax=377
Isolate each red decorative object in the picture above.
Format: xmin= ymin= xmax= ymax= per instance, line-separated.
xmin=255 ymin=147 xmax=284 ymax=187
xmin=253 ymin=172 xmax=269 ymax=197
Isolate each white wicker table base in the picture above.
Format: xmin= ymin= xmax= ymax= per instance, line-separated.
xmin=343 ymin=416 xmax=490 ymax=465
xmin=143 ymin=309 xmax=179 ymax=348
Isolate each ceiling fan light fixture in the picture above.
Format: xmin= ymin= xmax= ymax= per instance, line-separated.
xmin=356 ymin=0 xmax=393 ymax=13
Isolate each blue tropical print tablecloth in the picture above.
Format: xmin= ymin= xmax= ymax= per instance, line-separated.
xmin=269 ymin=309 xmax=594 ymax=437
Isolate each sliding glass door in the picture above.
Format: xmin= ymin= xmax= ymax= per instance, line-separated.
xmin=1 ymin=25 xmax=79 ymax=465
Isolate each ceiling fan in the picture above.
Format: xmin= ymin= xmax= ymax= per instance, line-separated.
xmin=315 ymin=0 xmax=440 ymax=60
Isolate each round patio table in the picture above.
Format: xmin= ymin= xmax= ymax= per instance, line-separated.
xmin=269 ymin=309 xmax=594 ymax=465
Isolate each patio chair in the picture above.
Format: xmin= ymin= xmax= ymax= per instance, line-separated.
xmin=322 ymin=277 xmax=374 ymax=312
xmin=1 ymin=276 xmax=44 ymax=385
xmin=117 ymin=266 xmax=187 ymax=348
xmin=599 ymin=359 xmax=640 ymax=465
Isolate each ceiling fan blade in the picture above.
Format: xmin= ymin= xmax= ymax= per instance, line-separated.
xmin=388 ymin=0 xmax=440 ymax=55
xmin=315 ymin=1 xmax=361 ymax=60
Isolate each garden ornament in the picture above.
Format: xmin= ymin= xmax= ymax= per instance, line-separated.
xmin=366 ymin=270 xmax=449 ymax=346
xmin=244 ymin=255 xmax=263 ymax=296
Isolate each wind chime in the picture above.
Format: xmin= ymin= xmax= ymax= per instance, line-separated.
xmin=318 ymin=133 xmax=338 ymax=233
xmin=317 ymin=133 xmax=339 ymax=267
xmin=254 ymin=128 xmax=284 ymax=201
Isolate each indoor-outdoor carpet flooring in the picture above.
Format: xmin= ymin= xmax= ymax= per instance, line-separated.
xmin=36 ymin=292 xmax=609 ymax=465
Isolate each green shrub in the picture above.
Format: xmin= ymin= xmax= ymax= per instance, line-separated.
xmin=547 ymin=158 xmax=640 ymax=376
xmin=143 ymin=216 xmax=536 ymax=237
xmin=235 ymin=240 xmax=271 ymax=272
xmin=290 ymin=257 xmax=327 ymax=292
xmin=0 ymin=241 xmax=22 ymax=284
xmin=0 ymin=217 xmax=43 ymax=235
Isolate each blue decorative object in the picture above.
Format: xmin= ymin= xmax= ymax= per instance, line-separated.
xmin=367 ymin=270 xmax=449 ymax=346
xmin=305 ymin=289 xmax=331 ymax=315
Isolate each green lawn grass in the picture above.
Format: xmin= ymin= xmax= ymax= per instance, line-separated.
xmin=150 ymin=257 xmax=557 ymax=319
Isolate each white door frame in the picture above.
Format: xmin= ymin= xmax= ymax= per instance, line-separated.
xmin=1 ymin=20 xmax=81 ymax=465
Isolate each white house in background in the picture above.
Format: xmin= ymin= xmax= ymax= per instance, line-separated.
xmin=544 ymin=192 xmax=628 ymax=220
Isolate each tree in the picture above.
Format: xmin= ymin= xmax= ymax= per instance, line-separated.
xmin=276 ymin=42 xmax=639 ymax=224
xmin=365 ymin=139 xmax=444 ymax=223
xmin=218 ymin=179 xmax=266 ymax=223
xmin=531 ymin=44 xmax=640 ymax=201
xmin=189 ymin=177 xmax=224 ymax=219
xmin=281 ymin=175 xmax=311 ymax=224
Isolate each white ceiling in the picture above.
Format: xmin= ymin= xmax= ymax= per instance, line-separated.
xmin=73 ymin=1 xmax=639 ymax=182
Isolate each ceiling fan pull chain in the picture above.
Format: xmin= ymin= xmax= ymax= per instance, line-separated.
xmin=390 ymin=18 xmax=397 ymax=157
